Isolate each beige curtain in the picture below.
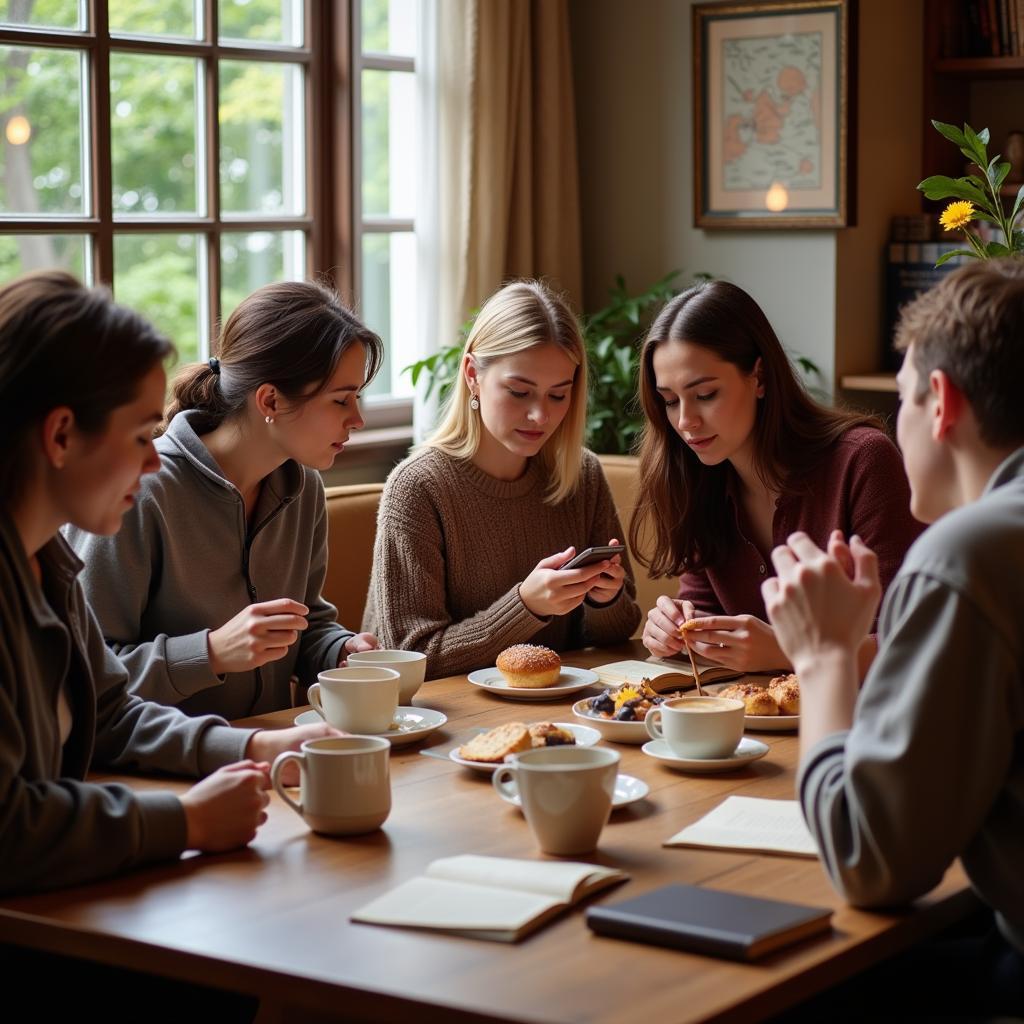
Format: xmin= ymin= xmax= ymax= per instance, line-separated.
xmin=443 ymin=0 xmax=583 ymax=332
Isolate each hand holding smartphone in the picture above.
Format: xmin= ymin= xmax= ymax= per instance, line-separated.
xmin=559 ymin=544 xmax=624 ymax=571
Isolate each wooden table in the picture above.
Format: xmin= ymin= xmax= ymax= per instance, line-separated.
xmin=0 ymin=643 xmax=976 ymax=1023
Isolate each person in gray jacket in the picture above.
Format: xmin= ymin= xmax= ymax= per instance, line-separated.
xmin=762 ymin=258 xmax=1024 ymax=1014
xmin=0 ymin=271 xmax=341 ymax=895
xmin=68 ymin=281 xmax=383 ymax=719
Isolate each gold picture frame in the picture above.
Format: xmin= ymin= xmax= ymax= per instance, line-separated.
xmin=693 ymin=0 xmax=855 ymax=229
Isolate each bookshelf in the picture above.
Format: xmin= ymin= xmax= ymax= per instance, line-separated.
xmin=924 ymin=1 xmax=1024 ymax=193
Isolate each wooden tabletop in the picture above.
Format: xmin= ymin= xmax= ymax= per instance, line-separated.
xmin=0 ymin=642 xmax=976 ymax=1023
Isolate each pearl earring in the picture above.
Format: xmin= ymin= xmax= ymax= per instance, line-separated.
xmin=470 ymin=395 xmax=480 ymax=411
xmin=265 ymin=415 xmax=274 ymax=424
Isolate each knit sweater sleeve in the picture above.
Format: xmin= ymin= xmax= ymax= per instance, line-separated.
xmin=66 ymin=494 xmax=222 ymax=705
xmin=580 ymin=455 xmax=642 ymax=643
xmin=365 ymin=462 xmax=549 ymax=678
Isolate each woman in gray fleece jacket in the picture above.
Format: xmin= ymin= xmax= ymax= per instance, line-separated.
xmin=68 ymin=281 xmax=384 ymax=720
xmin=0 ymin=271 xmax=338 ymax=894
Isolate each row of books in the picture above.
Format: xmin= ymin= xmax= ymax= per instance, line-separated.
xmin=937 ymin=0 xmax=1024 ymax=58
xmin=884 ymin=233 xmax=962 ymax=372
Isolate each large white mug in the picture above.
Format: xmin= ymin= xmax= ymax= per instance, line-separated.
xmin=271 ymin=735 xmax=391 ymax=835
xmin=345 ymin=649 xmax=427 ymax=705
xmin=308 ymin=666 xmax=400 ymax=733
xmin=645 ymin=695 xmax=745 ymax=759
xmin=492 ymin=746 xmax=620 ymax=855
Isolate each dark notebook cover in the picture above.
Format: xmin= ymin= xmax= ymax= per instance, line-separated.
xmin=586 ymin=884 xmax=832 ymax=962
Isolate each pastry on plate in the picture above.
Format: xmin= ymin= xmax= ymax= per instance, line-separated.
xmin=768 ymin=673 xmax=801 ymax=715
xmin=528 ymin=722 xmax=576 ymax=747
xmin=718 ymin=682 xmax=779 ymax=717
xmin=457 ymin=722 xmax=532 ymax=763
xmin=495 ymin=644 xmax=561 ymax=688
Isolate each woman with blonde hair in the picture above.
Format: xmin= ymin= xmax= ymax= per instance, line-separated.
xmin=364 ymin=280 xmax=640 ymax=677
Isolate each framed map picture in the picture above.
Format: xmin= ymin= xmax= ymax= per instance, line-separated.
xmin=693 ymin=0 xmax=855 ymax=228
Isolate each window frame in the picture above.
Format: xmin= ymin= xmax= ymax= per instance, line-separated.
xmin=350 ymin=0 xmax=415 ymax=424
xmin=0 ymin=0 xmax=352 ymax=354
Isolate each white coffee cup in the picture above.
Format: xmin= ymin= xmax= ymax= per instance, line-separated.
xmin=308 ymin=666 xmax=400 ymax=733
xmin=645 ymin=695 xmax=745 ymax=759
xmin=271 ymin=735 xmax=391 ymax=835
xmin=492 ymin=746 xmax=620 ymax=855
xmin=345 ymin=649 xmax=427 ymax=705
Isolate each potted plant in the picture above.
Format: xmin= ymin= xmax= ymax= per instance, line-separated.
xmin=918 ymin=120 xmax=1024 ymax=265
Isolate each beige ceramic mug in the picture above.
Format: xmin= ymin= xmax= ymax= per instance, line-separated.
xmin=645 ymin=695 xmax=745 ymax=759
xmin=346 ymin=649 xmax=427 ymax=705
xmin=308 ymin=666 xmax=400 ymax=733
xmin=492 ymin=746 xmax=620 ymax=855
xmin=271 ymin=735 xmax=391 ymax=835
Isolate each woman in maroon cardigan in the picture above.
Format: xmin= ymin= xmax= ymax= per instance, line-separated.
xmin=635 ymin=280 xmax=922 ymax=675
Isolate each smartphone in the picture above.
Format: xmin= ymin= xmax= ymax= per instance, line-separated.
xmin=559 ymin=544 xmax=624 ymax=570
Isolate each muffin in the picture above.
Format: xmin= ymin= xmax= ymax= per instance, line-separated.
xmin=495 ymin=644 xmax=562 ymax=688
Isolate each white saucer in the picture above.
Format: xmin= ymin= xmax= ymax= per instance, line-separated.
xmin=293 ymin=706 xmax=447 ymax=747
xmin=641 ymin=736 xmax=769 ymax=773
xmin=448 ymin=722 xmax=601 ymax=773
xmin=466 ymin=666 xmax=600 ymax=701
xmin=505 ymin=772 xmax=649 ymax=811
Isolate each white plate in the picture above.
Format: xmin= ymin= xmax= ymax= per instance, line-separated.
xmin=293 ymin=706 xmax=448 ymax=747
xmin=505 ymin=772 xmax=649 ymax=811
xmin=641 ymin=736 xmax=770 ymax=773
xmin=466 ymin=666 xmax=600 ymax=701
xmin=571 ymin=698 xmax=649 ymax=745
xmin=448 ymin=721 xmax=601 ymax=773
xmin=703 ymin=681 xmax=800 ymax=732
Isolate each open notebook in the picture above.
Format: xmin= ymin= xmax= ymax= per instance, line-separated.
xmin=664 ymin=796 xmax=819 ymax=858
xmin=594 ymin=655 xmax=741 ymax=691
xmin=351 ymin=855 xmax=628 ymax=942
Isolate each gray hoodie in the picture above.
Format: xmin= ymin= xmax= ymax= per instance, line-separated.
xmin=0 ymin=511 xmax=251 ymax=894
xmin=66 ymin=410 xmax=355 ymax=719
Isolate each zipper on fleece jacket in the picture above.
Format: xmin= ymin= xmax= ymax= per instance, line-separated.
xmin=240 ymin=494 xmax=294 ymax=714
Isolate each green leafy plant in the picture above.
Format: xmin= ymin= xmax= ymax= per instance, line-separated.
xmin=918 ymin=120 xmax=1024 ymax=265
xmin=582 ymin=270 xmax=687 ymax=454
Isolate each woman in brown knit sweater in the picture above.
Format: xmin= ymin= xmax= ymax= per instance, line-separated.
xmin=363 ymin=281 xmax=641 ymax=678
xmin=636 ymin=280 xmax=923 ymax=675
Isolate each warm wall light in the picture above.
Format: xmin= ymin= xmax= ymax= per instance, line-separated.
xmin=5 ymin=115 xmax=31 ymax=145
xmin=765 ymin=181 xmax=789 ymax=212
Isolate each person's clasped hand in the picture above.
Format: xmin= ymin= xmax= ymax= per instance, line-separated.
xmin=761 ymin=530 xmax=881 ymax=673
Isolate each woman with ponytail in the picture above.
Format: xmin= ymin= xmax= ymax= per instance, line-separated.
xmin=68 ymin=280 xmax=384 ymax=719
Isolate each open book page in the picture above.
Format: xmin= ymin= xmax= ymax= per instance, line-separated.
xmin=350 ymin=876 xmax=561 ymax=936
xmin=594 ymin=659 xmax=696 ymax=690
xmin=645 ymin=654 xmax=742 ymax=683
xmin=664 ymin=796 xmax=819 ymax=858
xmin=426 ymin=855 xmax=625 ymax=902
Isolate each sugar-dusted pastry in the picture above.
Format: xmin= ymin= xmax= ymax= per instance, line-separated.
xmin=528 ymin=722 xmax=577 ymax=747
xmin=768 ymin=673 xmax=801 ymax=716
xmin=718 ymin=682 xmax=779 ymax=717
xmin=458 ymin=722 xmax=532 ymax=763
xmin=495 ymin=644 xmax=562 ymax=688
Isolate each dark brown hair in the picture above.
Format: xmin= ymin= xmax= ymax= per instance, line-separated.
xmin=629 ymin=279 xmax=880 ymax=577
xmin=164 ymin=280 xmax=384 ymax=429
xmin=895 ymin=257 xmax=1024 ymax=447
xmin=0 ymin=269 xmax=172 ymax=497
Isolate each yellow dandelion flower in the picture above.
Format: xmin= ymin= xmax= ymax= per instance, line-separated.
xmin=939 ymin=200 xmax=975 ymax=232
